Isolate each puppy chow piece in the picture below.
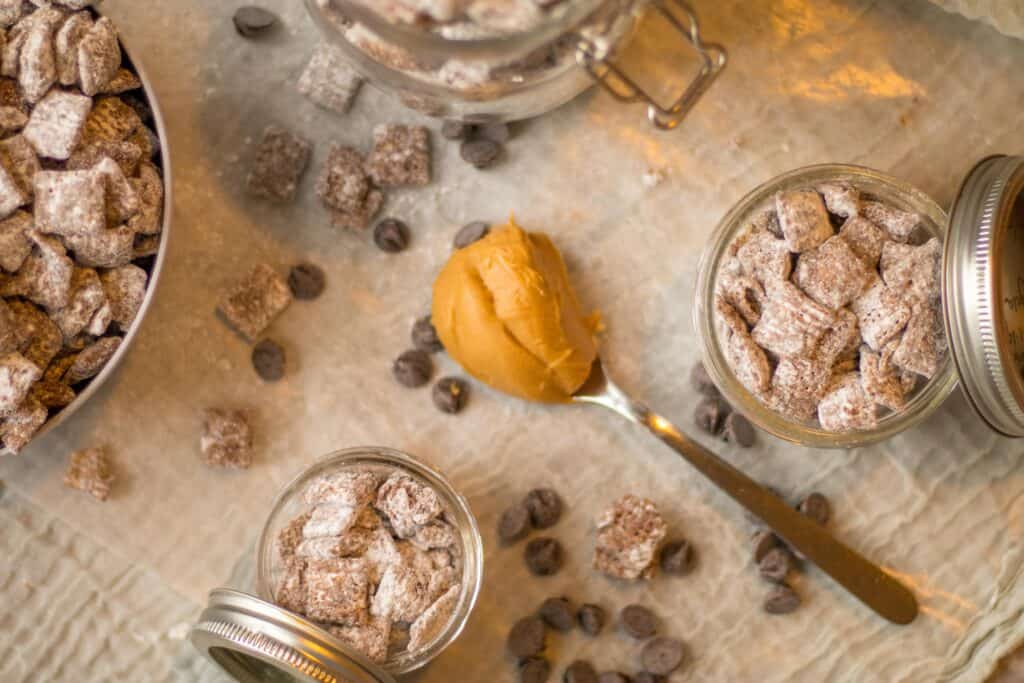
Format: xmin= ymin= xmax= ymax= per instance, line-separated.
xmin=7 ymin=299 xmax=60 ymax=369
xmin=64 ymin=335 xmax=120 ymax=383
xmin=816 ymin=181 xmax=859 ymax=218
xmin=0 ymin=299 xmax=17 ymax=352
xmin=408 ymin=519 xmax=458 ymax=553
xmin=0 ymin=351 xmax=41 ymax=416
xmin=67 ymin=138 xmax=142 ymax=176
xmin=316 ymin=144 xmax=371 ymax=215
xmin=0 ymin=134 xmax=40 ymax=199
xmin=879 ymin=238 xmax=941 ymax=303
xmin=371 ymin=545 xmax=438 ymax=622
xmin=63 ymin=446 xmax=114 ymax=500
xmin=364 ymin=124 xmax=430 ymax=187
xmin=376 ymin=472 xmax=443 ymax=538
xmin=0 ymin=395 xmax=45 ymax=452
xmin=0 ymin=209 xmax=32 ymax=272
xmin=126 ymin=161 xmax=162 ymax=235
xmin=891 ymin=305 xmax=944 ymax=379
xmin=34 ymin=169 xmax=105 ymax=236
xmin=95 ymin=156 xmax=139 ymax=223
xmin=407 ymin=583 xmax=458 ymax=652
xmin=0 ymin=156 xmax=26 ymax=217
xmin=1 ymin=22 xmax=26 ymax=79
xmin=0 ymin=1 xmax=26 ymax=28
xmin=793 ymin=236 xmax=872 ymax=310
xmin=77 ymin=16 xmax=120 ymax=96
xmin=861 ymin=200 xmax=920 ymax=242
xmin=98 ymin=68 xmax=140 ymax=95
xmin=749 ymin=207 xmax=783 ymax=237
xmin=217 ymin=263 xmax=292 ymax=342
xmin=838 ymin=215 xmax=887 ymax=267
xmin=593 ymin=494 xmax=667 ymax=580
xmin=716 ymin=270 xmax=764 ymax=326
xmin=0 ymin=105 xmax=27 ymax=134
xmin=199 ymin=407 xmax=252 ymax=469
xmin=775 ymin=189 xmax=833 ymax=252
xmin=99 ymin=264 xmax=146 ymax=329
xmin=850 ymin=277 xmax=911 ymax=351
xmin=301 ymin=503 xmax=372 ymax=539
xmin=3 ymin=231 xmax=73 ymax=309
xmin=330 ymin=188 xmax=384 ymax=231
xmin=131 ymin=233 xmax=159 ymax=260
xmin=297 ymin=42 xmax=362 ymax=114
xmin=18 ymin=15 xmax=59 ymax=104
xmin=22 ymin=88 xmax=91 ymax=159
xmin=302 ymin=470 xmax=380 ymax=507
xmin=818 ymin=372 xmax=878 ymax=431
xmin=326 ymin=616 xmax=391 ymax=663
xmin=50 ymin=266 xmax=103 ymax=339
xmin=734 ymin=225 xmax=792 ymax=284
xmin=81 ymin=96 xmax=140 ymax=145
xmin=859 ymin=346 xmax=906 ymax=411
xmin=752 ymin=280 xmax=834 ymax=358
xmin=716 ymin=299 xmax=771 ymax=395
xmin=817 ymin=307 xmax=859 ymax=364
xmin=246 ymin=124 xmax=312 ymax=203
xmin=62 ymin=223 xmax=135 ymax=268
xmin=55 ymin=10 xmax=92 ymax=86
xmin=767 ymin=356 xmax=831 ymax=421
xmin=304 ymin=557 xmax=372 ymax=624
xmin=274 ymin=557 xmax=308 ymax=613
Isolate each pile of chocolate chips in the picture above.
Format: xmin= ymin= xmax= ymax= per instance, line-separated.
xmin=441 ymin=120 xmax=510 ymax=170
xmin=690 ymin=362 xmax=757 ymax=447
xmin=498 ymin=487 xmax=566 ymax=577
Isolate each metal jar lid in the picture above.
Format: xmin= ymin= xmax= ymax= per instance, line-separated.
xmin=189 ymin=589 xmax=395 ymax=683
xmin=944 ymin=155 xmax=1024 ymax=437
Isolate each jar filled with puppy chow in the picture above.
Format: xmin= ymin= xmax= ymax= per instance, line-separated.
xmin=189 ymin=447 xmax=483 ymax=682
xmin=694 ymin=159 xmax=1024 ymax=449
xmin=305 ymin=0 xmax=725 ymax=127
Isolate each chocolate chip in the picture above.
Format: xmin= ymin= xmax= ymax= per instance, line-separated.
xmin=577 ymin=604 xmax=605 ymax=636
xmin=640 ymin=637 xmax=686 ymax=676
xmin=478 ymin=121 xmax=510 ymax=143
xmin=538 ymin=597 xmax=574 ymax=632
xmin=722 ymin=412 xmax=756 ymax=447
xmin=441 ymin=120 xmax=471 ymax=140
xmin=411 ymin=315 xmax=443 ymax=353
xmin=619 ymin=605 xmax=657 ymax=640
xmin=233 ymin=6 xmax=278 ymax=37
xmin=752 ymin=529 xmax=781 ymax=563
xmin=507 ymin=616 xmax=546 ymax=658
xmin=498 ymin=501 xmax=531 ymax=543
xmin=563 ymin=661 xmax=598 ymax=683
xmin=659 ymin=539 xmax=695 ymax=576
xmin=524 ymin=537 xmax=563 ymax=576
xmin=520 ymin=657 xmax=552 ymax=683
xmin=287 ymin=262 xmax=326 ymax=300
xmin=763 ymin=583 xmax=801 ymax=614
xmin=433 ymin=376 xmax=468 ymax=414
xmin=598 ymin=673 xmax=631 ymax=683
xmin=460 ymin=139 xmax=501 ymax=169
xmin=373 ymin=218 xmax=409 ymax=253
xmin=797 ymin=492 xmax=830 ymax=526
xmin=758 ymin=546 xmax=793 ymax=583
xmin=690 ymin=362 xmax=719 ymax=397
xmin=252 ymin=339 xmax=285 ymax=381
xmin=632 ymin=674 xmax=665 ymax=683
xmin=524 ymin=488 xmax=561 ymax=529
xmin=392 ymin=349 xmax=432 ymax=387
xmin=694 ymin=397 xmax=729 ymax=435
xmin=454 ymin=221 xmax=490 ymax=249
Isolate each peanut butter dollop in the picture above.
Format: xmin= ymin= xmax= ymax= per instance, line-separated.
xmin=431 ymin=220 xmax=598 ymax=403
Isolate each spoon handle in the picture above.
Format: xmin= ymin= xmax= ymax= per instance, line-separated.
xmin=586 ymin=380 xmax=918 ymax=625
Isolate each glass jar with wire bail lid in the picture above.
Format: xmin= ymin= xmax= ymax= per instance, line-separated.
xmin=305 ymin=0 xmax=726 ymax=128
xmin=189 ymin=446 xmax=483 ymax=683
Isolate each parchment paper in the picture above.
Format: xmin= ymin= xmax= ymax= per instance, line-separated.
xmin=3 ymin=0 xmax=1024 ymax=681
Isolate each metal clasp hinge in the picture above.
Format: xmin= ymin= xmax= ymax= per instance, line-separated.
xmin=575 ymin=0 xmax=726 ymax=130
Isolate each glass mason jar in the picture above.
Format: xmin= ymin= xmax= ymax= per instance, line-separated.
xmin=694 ymin=160 xmax=1024 ymax=449
xmin=305 ymin=0 xmax=725 ymax=127
xmin=190 ymin=447 xmax=484 ymax=682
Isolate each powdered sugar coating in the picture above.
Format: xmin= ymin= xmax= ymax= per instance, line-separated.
xmin=818 ymin=372 xmax=878 ymax=431
xmin=364 ymin=124 xmax=431 ymax=188
xmin=376 ymin=471 xmax=444 ymax=538
xmin=297 ymin=42 xmax=363 ymax=114
xmin=775 ymin=189 xmax=832 ymax=252
xmin=63 ymin=446 xmax=114 ymax=500
xmin=593 ymin=494 xmax=667 ymax=580
xmin=751 ymin=280 xmax=834 ymax=357
xmin=794 ymin=235 xmax=873 ymax=310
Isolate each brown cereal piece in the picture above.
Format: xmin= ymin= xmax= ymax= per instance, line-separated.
xmin=793 ymin=236 xmax=873 ymax=310
xmin=0 ymin=156 xmax=26 ymax=217
xmin=305 ymin=557 xmax=372 ymax=624
xmin=0 ymin=395 xmax=45 ymax=452
xmin=715 ymin=298 xmax=771 ymax=395
xmin=94 ymin=156 xmax=138 ymax=223
xmin=297 ymin=42 xmax=362 ymax=115
xmin=0 ymin=298 xmax=17 ymax=352
xmin=18 ymin=13 xmax=60 ymax=103
xmin=98 ymin=263 xmax=146 ymax=329
xmin=7 ymin=299 xmax=60 ymax=369
xmin=716 ymin=270 xmax=764 ymax=326
xmin=22 ymin=88 xmax=91 ymax=159
xmin=2 ymin=231 xmax=73 ymax=309
xmin=376 ymin=472 xmax=443 ymax=538
xmin=316 ymin=144 xmax=370 ymax=215
xmin=29 ymin=377 xmax=74 ymax=408
xmin=775 ymin=189 xmax=833 ymax=252
xmin=752 ymin=280 xmax=835 ymax=358
xmin=42 ymin=349 xmax=74 ymax=383
xmin=750 ymin=208 xmax=783 ymax=238
xmin=0 ymin=1 xmax=26 ymax=29
xmin=64 ymin=334 xmax=119 ymax=383
xmin=0 ymin=209 xmax=32 ymax=272
xmin=891 ymin=304 xmax=945 ymax=379
xmin=1 ymin=20 xmax=25 ymax=78
xmin=0 ymin=105 xmax=27 ymax=134
xmin=55 ymin=10 xmax=91 ymax=86
xmin=408 ymin=519 xmax=458 ymax=553
xmin=329 ymin=189 xmax=383 ymax=231
xmin=371 ymin=543 xmax=438 ymax=622
xmin=67 ymin=139 xmax=142 ymax=176
xmin=50 ymin=266 xmax=103 ymax=339
xmin=767 ymin=356 xmax=831 ymax=421
xmin=301 ymin=503 xmax=375 ymax=539
xmin=861 ymin=200 xmax=920 ymax=242
xmin=274 ymin=557 xmax=308 ymax=614
xmin=850 ymin=277 xmax=912 ymax=351
xmin=593 ymin=494 xmax=667 ymax=580
xmin=80 ymin=96 xmax=140 ymax=145
xmin=277 ymin=511 xmax=312 ymax=561
xmin=302 ymin=470 xmax=380 ymax=507
xmin=816 ymin=181 xmax=860 ymax=218
xmin=859 ymin=345 xmax=905 ymax=411
xmin=818 ymin=307 xmax=859 ymax=363
xmin=77 ymin=16 xmax=119 ymax=96
xmin=246 ymin=124 xmax=312 ymax=203
xmin=0 ymin=78 xmax=26 ymax=113
xmin=97 ymin=68 xmax=140 ymax=95
xmin=735 ymin=225 xmax=792 ymax=284
xmin=362 ymin=524 xmax=402 ymax=581
xmin=199 ymin=407 xmax=252 ymax=468
xmin=126 ymin=161 xmax=162 ymax=235
xmin=818 ymin=372 xmax=878 ymax=431
xmin=326 ymin=616 xmax=390 ymax=663
xmin=408 ymin=584 xmax=458 ymax=653
xmin=127 ymin=123 xmax=156 ymax=160
xmin=0 ymin=134 xmax=39 ymax=200
xmin=0 ymin=351 xmax=41 ymax=416
xmin=131 ymin=233 xmax=159 ymax=259
xmin=62 ymin=223 xmax=135 ymax=268
xmin=364 ymin=124 xmax=430 ymax=188
xmin=63 ymin=446 xmax=113 ymax=500
xmin=838 ymin=215 xmax=887 ymax=267
xmin=879 ymin=238 xmax=941 ymax=303
xmin=217 ymin=263 xmax=292 ymax=342
xmin=34 ymin=169 xmax=105 ymax=236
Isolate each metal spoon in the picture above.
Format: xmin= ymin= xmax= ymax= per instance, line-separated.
xmin=573 ymin=358 xmax=918 ymax=625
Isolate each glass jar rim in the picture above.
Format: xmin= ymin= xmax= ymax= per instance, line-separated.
xmin=693 ymin=163 xmax=959 ymax=449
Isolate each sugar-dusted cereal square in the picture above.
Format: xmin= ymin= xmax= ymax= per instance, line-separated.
xmin=302 ymin=470 xmax=380 ymax=507
xmin=850 ymin=276 xmax=912 ymax=351
xmin=861 ymin=200 xmax=920 ymax=242
xmin=200 ymin=407 xmax=253 ymax=469
xmin=818 ymin=307 xmax=859 ymax=364
xmin=752 ymin=280 xmax=835 ymax=358
xmin=34 ymin=169 xmax=106 ymax=236
xmin=297 ymin=42 xmax=362 ymax=115
xmin=78 ymin=17 xmax=121 ymax=97
xmin=715 ymin=298 xmax=771 ymax=395
xmin=50 ymin=266 xmax=105 ymax=341
xmin=94 ymin=156 xmax=140 ymax=224
xmin=734 ymin=225 xmax=791 ymax=284
xmin=891 ymin=304 xmax=945 ymax=379
xmin=23 ymin=89 xmax=92 ymax=160
xmin=775 ymin=189 xmax=833 ymax=252
xmin=99 ymin=264 xmax=147 ymax=329
xmin=305 ymin=557 xmax=372 ymax=624
xmin=0 ymin=209 xmax=32 ymax=272
xmin=63 ymin=224 xmax=136 ymax=269
xmin=364 ymin=124 xmax=430 ymax=188
xmin=0 ymin=351 xmax=41 ymax=416
xmin=860 ymin=345 xmax=906 ymax=411
xmin=316 ymin=144 xmax=371 ymax=215
xmin=126 ymin=161 xmax=163 ymax=235
xmin=275 ymin=557 xmax=308 ymax=614
xmin=879 ymin=238 xmax=941 ymax=303
xmin=19 ymin=16 xmax=58 ymax=104
xmin=376 ymin=472 xmax=443 ymax=538
xmin=246 ymin=124 xmax=312 ymax=203
xmin=0 ymin=395 xmax=46 ymax=453
xmin=56 ymin=11 xmax=93 ymax=87
xmin=818 ymin=372 xmax=877 ymax=431
xmin=326 ymin=616 xmax=390 ymax=663
xmin=716 ymin=270 xmax=764 ymax=326
xmin=330 ymin=189 xmax=384 ymax=231
xmin=816 ymin=181 xmax=859 ymax=218
xmin=838 ymin=215 xmax=887 ymax=267
xmin=0 ymin=134 xmax=41 ymax=200
xmin=65 ymin=335 xmax=121 ymax=383
xmin=64 ymin=446 xmax=115 ymax=500
xmin=767 ymin=356 xmax=831 ymax=421
xmin=6 ymin=300 xmax=60 ymax=371
xmin=217 ymin=263 xmax=292 ymax=341
xmin=794 ymin=236 xmax=873 ymax=310
xmin=2 ymin=231 xmax=74 ymax=310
